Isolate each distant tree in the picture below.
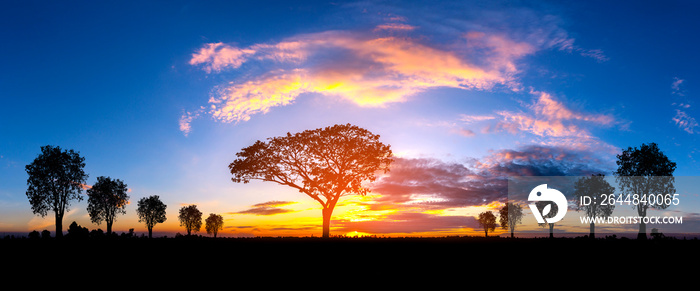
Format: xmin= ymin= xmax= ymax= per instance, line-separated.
xmin=573 ymin=174 xmax=615 ymax=239
xmin=499 ymin=202 xmax=523 ymax=238
xmin=477 ymin=211 xmax=497 ymax=237
xmin=178 ymin=205 xmax=202 ymax=236
xmin=205 ymin=213 xmax=224 ymax=238
xmin=87 ymin=176 xmax=129 ymax=235
xmin=229 ymin=124 xmax=393 ymax=238
xmin=28 ymin=230 xmax=40 ymax=239
xmin=41 ymin=229 xmax=51 ymax=239
xmin=614 ymin=142 xmax=676 ymax=240
xmin=136 ymin=195 xmax=168 ymax=238
xmin=535 ymin=201 xmax=558 ymax=238
xmin=66 ymin=221 xmax=89 ymax=239
xmin=25 ymin=145 xmax=88 ymax=238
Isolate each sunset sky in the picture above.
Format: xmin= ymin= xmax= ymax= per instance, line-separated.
xmin=2 ymin=0 xmax=700 ymax=238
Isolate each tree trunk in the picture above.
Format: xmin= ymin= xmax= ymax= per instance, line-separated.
xmin=107 ymin=222 xmax=113 ymax=236
xmin=510 ymin=229 xmax=514 ymax=238
xmin=590 ymin=222 xmax=595 ymax=239
xmin=638 ymin=221 xmax=647 ymax=240
xmin=55 ymin=215 xmax=63 ymax=238
xmin=148 ymin=227 xmax=153 ymax=239
xmin=638 ymin=206 xmax=647 ymax=240
xmin=484 ymin=229 xmax=488 ymax=237
xmin=549 ymin=224 xmax=554 ymax=238
xmin=322 ymin=207 xmax=332 ymax=238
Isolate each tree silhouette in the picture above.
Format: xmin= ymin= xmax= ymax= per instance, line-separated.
xmin=229 ymin=124 xmax=393 ymax=238
xmin=477 ymin=211 xmax=497 ymax=237
xmin=499 ymin=202 xmax=523 ymax=238
xmin=573 ymin=174 xmax=615 ymax=239
xmin=614 ymin=142 xmax=676 ymax=240
xmin=136 ymin=195 xmax=167 ymax=238
xmin=25 ymin=145 xmax=88 ymax=238
xmin=87 ymin=176 xmax=129 ymax=235
xmin=535 ymin=200 xmax=558 ymax=238
xmin=205 ymin=213 xmax=224 ymax=238
xmin=178 ymin=205 xmax=202 ymax=236
xmin=66 ymin=221 xmax=89 ymax=239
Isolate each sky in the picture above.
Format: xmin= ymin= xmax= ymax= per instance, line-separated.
xmin=1 ymin=0 xmax=700 ymax=238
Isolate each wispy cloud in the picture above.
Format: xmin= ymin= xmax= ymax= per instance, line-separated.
xmin=672 ymin=77 xmax=686 ymax=96
xmin=670 ymin=77 xmax=697 ymax=134
xmin=180 ymin=3 xmax=611 ymax=135
xmin=182 ymin=29 xmax=516 ymax=132
xmin=673 ymin=109 xmax=698 ymax=134
xmin=485 ymin=91 xmax=616 ymax=139
xmin=233 ymin=201 xmax=297 ymax=216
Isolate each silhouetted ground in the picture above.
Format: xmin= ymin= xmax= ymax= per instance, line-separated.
xmin=4 ymin=234 xmax=699 ymax=263
xmin=3 ymin=234 xmax=697 ymax=285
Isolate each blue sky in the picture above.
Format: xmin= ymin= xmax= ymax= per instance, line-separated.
xmin=1 ymin=0 xmax=699 ymax=237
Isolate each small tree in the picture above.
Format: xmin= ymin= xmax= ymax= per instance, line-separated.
xmin=205 ymin=213 xmax=224 ymax=238
xmin=535 ymin=201 xmax=558 ymax=238
xmin=25 ymin=145 xmax=88 ymax=238
xmin=229 ymin=124 xmax=392 ymax=238
xmin=87 ymin=176 xmax=129 ymax=235
xmin=477 ymin=211 xmax=497 ymax=237
xmin=573 ymin=174 xmax=615 ymax=239
xmin=499 ymin=202 xmax=523 ymax=238
xmin=136 ymin=195 xmax=167 ymax=238
xmin=178 ymin=205 xmax=202 ymax=236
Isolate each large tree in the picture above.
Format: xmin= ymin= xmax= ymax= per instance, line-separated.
xmin=87 ymin=176 xmax=129 ymax=235
xmin=229 ymin=124 xmax=393 ymax=238
xmin=614 ymin=142 xmax=676 ymax=240
xmin=205 ymin=213 xmax=224 ymax=238
xmin=178 ymin=205 xmax=202 ymax=236
xmin=136 ymin=195 xmax=167 ymax=238
xmin=499 ymin=202 xmax=523 ymax=238
xmin=477 ymin=211 xmax=497 ymax=237
xmin=573 ymin=174 xmax=615 ymax=239
xmin=25 ymin=145 xmax=88 ymax=238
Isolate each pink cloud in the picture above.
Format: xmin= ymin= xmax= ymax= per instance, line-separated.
xmin=182 ymin=28 xmax=535 ymax=133
xmin=492 ymin=91 xmax=615 ymax=138
xmin=189 ymin=42 xmax=255 ymax=73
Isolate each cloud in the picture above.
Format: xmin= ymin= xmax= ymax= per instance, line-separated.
xmin=670 ymin=77 xmax=696 ymax=134
xmin=370 ymin=157 xmax=503 ymax=209
xmin=673 ymin=109 xmax=698 ymax=134
xmin=489 ymin=91 xmax=615 ymax=139
xmin=189 ymin=42 xmax=255 ymax=73
xmin=460 ymin=114 xmax=496 ymax=123
xmin=672 ymin=77 xmax=685 ymax=96
xmin=180 ymin=2 xmax=612 ymax=135
xmin=182 ymin=25 xmax=538 ymax=133
xmin=233 ymin=200 xmax=297 ymax=216
xmin=351 ymin=143 xmax=615 ymax=234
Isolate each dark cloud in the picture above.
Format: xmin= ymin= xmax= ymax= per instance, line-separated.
xmin=477 ymin=144 xmax=614 ymax=177
xmin=370 ymin=145 xmax=614 ymax=209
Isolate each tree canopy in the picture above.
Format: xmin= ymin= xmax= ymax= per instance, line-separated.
xmin=25 ymin=145 xmax=88 ymax=238
xmin=229 ymin=123 xmax=393 ymax=238
xmin=87 ymin=176 xmax=129 ymax=235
